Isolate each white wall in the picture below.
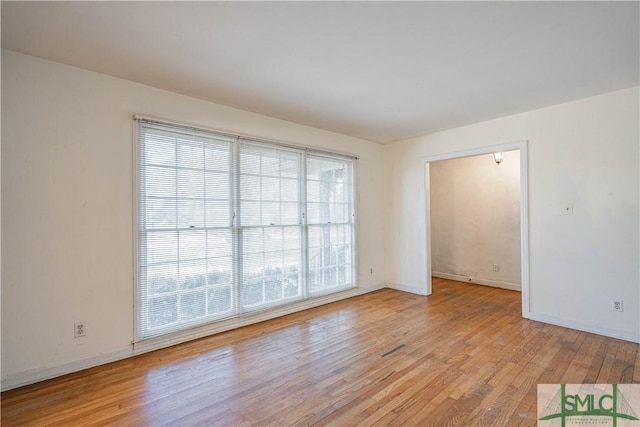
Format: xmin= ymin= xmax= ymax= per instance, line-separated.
xmin=430 ymin=151 xmax=521 ymax=288
xmin=1 ymin=49 xmax=386 ymax=388
xmin=385 ymin=87 xmax=639 ymax=342
xmin=3 ymin=48 xmax=638 ymax=391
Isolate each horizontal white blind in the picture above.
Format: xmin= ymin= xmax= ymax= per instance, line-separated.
xmin=137 ymin=123 xmax=237 ymax=338
xmin=238 ymin=140 xmax=304 ymax=311
xmin=136 ymin=119 xmax=356 ymax=340
xmin=306 ymin=155 xmax=354 ymax=295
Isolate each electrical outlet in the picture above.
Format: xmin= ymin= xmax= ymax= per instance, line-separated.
xmin=492 ymin=264 xmax=500 ymax=272
xmin=611 ymin=300 xmax=623 ymax=312
xmin=74 ymin=322 xmax=86 ymax=338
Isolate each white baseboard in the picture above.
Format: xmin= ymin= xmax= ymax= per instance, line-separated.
xmin=1 ymin=283 xmax=387 ymax=392
xmin=526 ymin=312 xmax=640 ymax=344
xmin=386 ymin=282 xmax=428 ymax=296
xmin=1 ymin=347 xmax=133 ymax=392
xmin=433 ymin=273 xmax=637 ymax=343
xmin=432 ymin=271 xmax=521 ymax=291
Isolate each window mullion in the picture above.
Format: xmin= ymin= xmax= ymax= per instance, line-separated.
xmin=174 ymin=134 xmax=182 ymax=323
xmin=232 ymin=137 xmax=243 ymax=315
xmin=301 ymin=151 xmax=309 ymax=300
xmin=137 ymin=128 xmax=148 ymax=339
xmin=202 ymin=138 xmax=210 ymax=316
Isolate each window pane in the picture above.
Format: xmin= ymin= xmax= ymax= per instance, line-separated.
xmin=284 ymin=274 xmax=300 ymax=298
xmin=262 ymin=177 xmax=280 ymax=201
xmin=145 ymin=166 xmax=176 ymax=198
xmin=240 ymin=226 xmax=301 ymax=311
xmin=240 ymin=150 xmax=260 ymax=175
xmin=146 ymin=231 xmax=178 ymax=265
xmin=281 ymin=179 xmax=298 ymax=201
xmin=205 ymin=200 xmax=230 ymax=227
xmin=205 ymin=171 xmax=229 ymax=200
xmin=239 ymin=142 xmax=301 ymax=227
xmin=179 ymin=260 xmax=207 ymax=290
xmin=146 ymin=264 xmax=178 ymax=295
xmin=148 ymin=295 xmax=177 ymax=329
xmin=179 ymin=290 xmax=206 ymax=320
xmin=178 ymin=169 xmax=204 ymax=198
xmin=207 ymin=257 xmax=232 ymax=285
xmin=306 ymin=157 xmax=322 ymax=181
xmin=204 ymin=144 xmax=229 ymax=172
xmin=145 ymin=198 xmax=176 ymax=229
xmin=281 ymin=157 xmax=299 ymax=178
xmin=208 ymin=285 xmax=232 ymax=315
xmin=177 ymin=200 xmax=205 ymax=228
xmin=240 ymin=175 xmax=261 ymax=201
xmin=207 ymin=230 xmax=232 ymax=258
xmin=262 ymin=155 xmax=280 ymax=177
xmin=177 ymin=140 xmax=204 ymax=169
xmin=262 ymin=202 xmax=280 ymax=225
xmin=282 ymin=203 xmax=300 ymax=227
xmin=240 ymin=201 xmax=261 ymax=226
xmin=144 ymin=135 xmax=176 ymax=166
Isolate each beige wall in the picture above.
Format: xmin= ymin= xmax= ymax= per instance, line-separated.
xmin=1 ymin=50 xmax=386 ymax=387
xmin=430 ymin=151 xmax=521 ymax=288
xmin=384 ymin=86 xmax=640 ymax=342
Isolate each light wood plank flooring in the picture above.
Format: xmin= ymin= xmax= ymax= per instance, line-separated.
xmin=2 ymin=278 xmax=639 ymax=426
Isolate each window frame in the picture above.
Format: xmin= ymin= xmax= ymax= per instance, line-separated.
xmin=134 ymin=117 xmax=358 ymax=341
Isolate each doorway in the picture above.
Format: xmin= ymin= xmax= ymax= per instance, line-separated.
xmin=421 ymin=141 xmax=530 ymax=317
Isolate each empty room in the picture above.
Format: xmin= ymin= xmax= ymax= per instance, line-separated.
xmin=2 ymin=2 xmax=639 ymax=426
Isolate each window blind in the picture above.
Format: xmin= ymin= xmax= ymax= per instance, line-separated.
xmin=238 ymin=140 xmax=304 ymax=311
xmin=136 ymin=119 xmax=356 ymax=340
xmin=306 ymin=155 xmax=354 ymax=295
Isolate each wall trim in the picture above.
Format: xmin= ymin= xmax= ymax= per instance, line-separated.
xmin=1 ymin=347 xmax=134 ymax=392
xmin=1 ymin=283 xmax=387 ymax=392
xmin=432 ymin=272 xmax=521 ymax=292
xmin=386 ymin=282 xmax=428 ymax=296
xmin=526 ymin=312 xmax=640 ymax=344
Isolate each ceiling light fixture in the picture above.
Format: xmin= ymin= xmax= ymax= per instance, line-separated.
xmin=493 ymin=152 xmax=505 ymax=165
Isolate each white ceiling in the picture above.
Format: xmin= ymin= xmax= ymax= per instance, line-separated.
xmin=2 ymin=2 xmax=638 ymax=143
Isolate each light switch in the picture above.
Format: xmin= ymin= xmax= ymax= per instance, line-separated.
xmin=563 ymin=202 xmax=573 ymax=215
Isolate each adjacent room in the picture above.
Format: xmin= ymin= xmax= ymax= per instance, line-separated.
xmin=2 ymin=1 xmax=639 ymax=425
xmin=428 ymin=150 xmax=522 ymax=293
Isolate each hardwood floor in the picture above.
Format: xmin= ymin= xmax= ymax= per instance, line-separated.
xmin=2 ymin=278 xmax=639 ymax=426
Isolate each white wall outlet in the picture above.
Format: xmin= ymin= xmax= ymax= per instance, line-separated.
xmin=611 ymin=300 xmax=623 ymax=312
xmin=74 ymin=322 xmax=86 ymax=338
xmin=563 ymin=202 xmax=574 ymax=215
xmin=492 ymin=264 xmax=500 ymax=272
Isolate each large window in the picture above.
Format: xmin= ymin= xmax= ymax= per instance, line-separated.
xmin=136 ymin=119 xmax=356 ymax=340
